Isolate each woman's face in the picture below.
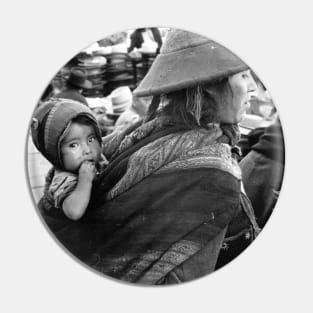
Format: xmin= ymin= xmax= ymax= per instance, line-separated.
xmin=218 ymin=70 xmax=257 ymax=124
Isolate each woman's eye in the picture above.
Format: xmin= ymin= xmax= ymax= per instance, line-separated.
xmin=69 ymin=143 xmax=78 ymax=148
xmin=242 ymin=71 xmax=251 ymax=79
xmin=89 ymin=136 xmax=95 ymax=143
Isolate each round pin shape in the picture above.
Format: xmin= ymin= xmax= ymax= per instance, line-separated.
xmin=26 ymin=27 xmax=285 ymax=285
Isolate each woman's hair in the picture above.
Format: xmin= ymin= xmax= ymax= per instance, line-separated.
xmin=146 ymin=77 xmax=233 ymax=129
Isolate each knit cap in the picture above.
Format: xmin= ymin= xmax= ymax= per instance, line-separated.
xmin=31 ymin=98 xmax=101 ymax=170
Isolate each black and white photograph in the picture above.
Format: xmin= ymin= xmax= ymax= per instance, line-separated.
xmin=1 ymin=0 xmax=312 ymax=311
xmin=26 ymin=27 xmax=285 ymax=285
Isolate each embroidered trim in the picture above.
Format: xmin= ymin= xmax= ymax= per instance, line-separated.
xmin=119 ymin=250 xmax=163 ymax=282
xmin=107 ymin=129 xmax=240 ymax=200
xmin=113 ymin=240 xmax=201 ymax=284
xmin=89 ymin=239 xmax=201 ymax=283
xmin=135 ymin=240 xmax=201 ymax=284
xmin=157 ymin=144 xmax=242 ymax=179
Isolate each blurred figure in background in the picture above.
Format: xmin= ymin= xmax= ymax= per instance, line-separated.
xmin=240 ymin=118 xmax=285 ymax=228
xmin=114 ymin=95 xmax=152 ymax=130
xmin=127 ymin=28 xmax=163 ymax=54
xmin=98 ymin=31 xmax=128 ymax=47
xmin=54 ymin=67 xmax=92 ymax=106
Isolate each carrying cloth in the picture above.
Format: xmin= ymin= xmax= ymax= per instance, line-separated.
xmin=39 ymin=119 xmax=258 ymax=284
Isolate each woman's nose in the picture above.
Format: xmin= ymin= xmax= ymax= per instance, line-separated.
xmin=248 ymin=75 xmax=257 ymax=92
xmin=247 ymin=75 xmax=258 ymax=98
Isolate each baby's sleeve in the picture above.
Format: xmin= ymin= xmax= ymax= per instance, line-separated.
xmin=48 ymin=172 xmax=78 ymax=209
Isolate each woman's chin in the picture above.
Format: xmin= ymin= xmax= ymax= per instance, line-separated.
xmin=236 ymin=110 xmax=248 ymax=124
xmin=220 ymin=115 xmax=243 ymax=124
xmin=238 ymin=113 xmax=246 ymax=123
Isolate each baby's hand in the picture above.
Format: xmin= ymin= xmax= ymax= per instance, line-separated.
xmin=78 ymin=161 xmax=97 ymax=183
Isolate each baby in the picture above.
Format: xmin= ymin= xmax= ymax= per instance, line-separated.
xmin=31 ymin=98 xmax=106 ymax=220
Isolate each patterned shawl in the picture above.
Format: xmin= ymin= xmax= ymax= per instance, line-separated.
xmin=39 ymin=117 xmax=258 ymax=284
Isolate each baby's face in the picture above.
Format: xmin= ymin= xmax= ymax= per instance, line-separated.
xmin=61 ymin=122 xmax=101 ymax=172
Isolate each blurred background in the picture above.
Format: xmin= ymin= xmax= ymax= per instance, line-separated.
xmin=27 ymin=27 xmax=279 ymax=202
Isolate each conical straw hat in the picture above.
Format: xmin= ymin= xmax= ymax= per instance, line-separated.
xmin=134 ymin=29 xmax=248 ymax=97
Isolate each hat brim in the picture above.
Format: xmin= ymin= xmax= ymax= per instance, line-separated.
xmin=70 ymin=80 xmax=93 ymax=89
xmin=81 ymin=80 xmax=93 ymax=89
xmin=133 ymin=42 xmax=248 ymax=97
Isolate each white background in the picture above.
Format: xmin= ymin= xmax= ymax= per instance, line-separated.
xmin=1 ymin=0 xmax=312 ymax=312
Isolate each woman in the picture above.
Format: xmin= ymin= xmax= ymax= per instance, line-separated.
xmin=54 ymin=67 xmax=92 ymax=106
xmin=39 ymin=29 xmax=260 ymax=284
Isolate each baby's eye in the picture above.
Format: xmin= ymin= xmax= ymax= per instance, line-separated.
xmin=88 ymin=136 xmax=96 ymax=143
xmin=69 ymin=143 xmax=78 ymax=148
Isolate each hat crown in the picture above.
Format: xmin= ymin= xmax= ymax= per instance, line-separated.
xmin=133 ymin=28 xmax=248 ymax=97
xmin=68 ymin=68 xmax=87 ymax=86
xmin=161 ymin=29 xmax=210 ymax=54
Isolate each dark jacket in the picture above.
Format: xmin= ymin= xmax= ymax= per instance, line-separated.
xmin=240 ymin=119 xmax=285 ymax=227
